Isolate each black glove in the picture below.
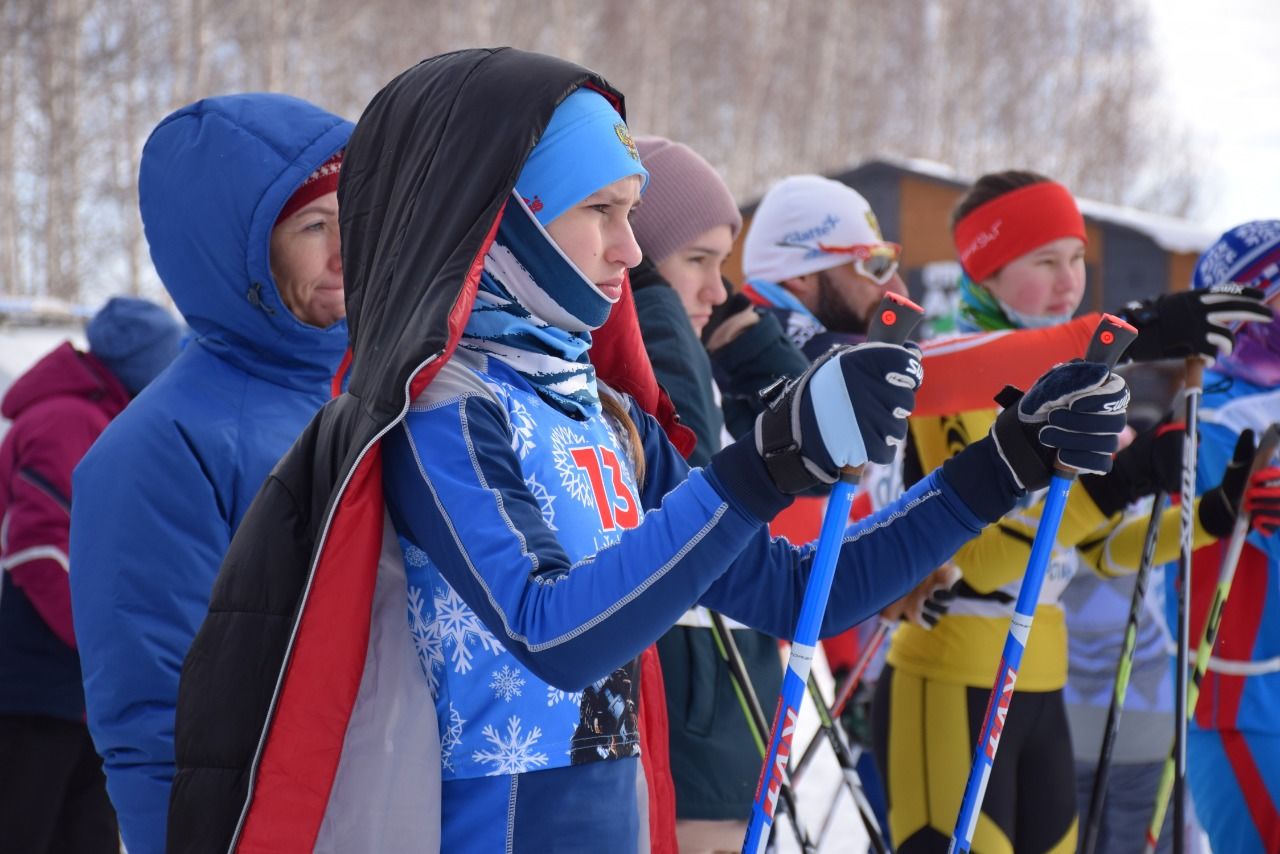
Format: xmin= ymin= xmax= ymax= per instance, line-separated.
xmin=1200 ymin=430 xmax=1258 ymax=537
xmin=754 ymin=342 xmax=922 ymax=493
xmin=1081 ymin=416 xmax=1185 ymax=517
xmin=702 ymin=288 xmax=753 ymax=346
xmin=921 ymin=583 xmax=958 ymax=629
xmin=1119 ymin=284 xmax=1274 ymax=363
xmin=989 ymin=360 xmax=1130 ymax=491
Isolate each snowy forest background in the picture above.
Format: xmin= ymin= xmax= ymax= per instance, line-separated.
xmin=2 ymin=0 xmax=1203 ymax=304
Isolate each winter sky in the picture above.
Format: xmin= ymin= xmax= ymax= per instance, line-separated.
xmin=1148 ymin=0 xmax=1279 ymax=232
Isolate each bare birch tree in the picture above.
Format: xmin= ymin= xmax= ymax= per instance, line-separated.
xmin=0 ymin=0 xmax=1202 ymax=302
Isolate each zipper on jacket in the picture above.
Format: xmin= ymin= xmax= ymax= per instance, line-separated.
xmin=231 ymin=348 xmax=445 ymax=852
xmin=246 ymin=282 xmax=277 ymax=315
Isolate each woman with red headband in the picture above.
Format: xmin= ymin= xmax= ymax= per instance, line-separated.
xmin=870 ymin=170 xmax=1274 ymax=854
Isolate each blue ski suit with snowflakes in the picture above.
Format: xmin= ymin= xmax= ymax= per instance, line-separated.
xmin=383 ymin=346 xmax=1021 ymax=852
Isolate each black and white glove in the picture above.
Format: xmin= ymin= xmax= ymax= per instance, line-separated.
xmin=754 ymin=342 xmax=922 ymax=494
xmin=1119 ymin=284 xmax=1274 ymax=363
xmin=990 ymin=360 xmax=1131 ymax=491
xmin=921 ymin=584 xmax=958 ymax=629
xmin=1081 ymin=416 xmax=1185 ymax=517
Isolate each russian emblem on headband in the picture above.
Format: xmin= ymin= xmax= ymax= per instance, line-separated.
xmin=614 ymin=123 xmax=640 ymax=161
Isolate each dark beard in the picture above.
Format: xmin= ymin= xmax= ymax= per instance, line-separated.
xmin=815 ymin=270 xmax=868 ymax=334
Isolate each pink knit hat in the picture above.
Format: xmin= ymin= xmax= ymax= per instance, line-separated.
xmin=630 ymin=136 xmax=742 ymax=266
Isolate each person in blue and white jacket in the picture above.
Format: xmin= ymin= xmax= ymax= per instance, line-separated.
xmin=68 ymin=94 xmax=351 ymax=854
xmin=167 ymin=50 xmax=1133 ymax=854
xmin=372 ymin=57 xmax=1131 ymax=852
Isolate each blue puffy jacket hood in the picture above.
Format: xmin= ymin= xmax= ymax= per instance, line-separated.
xmin=139 ymin=94 xmax=354 ymax=390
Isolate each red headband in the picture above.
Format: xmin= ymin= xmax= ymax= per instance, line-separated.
xmin=276 ymin=150 xmax=343 ymax=224
xmin=952 ymin=181 xmax=1086 ymax=282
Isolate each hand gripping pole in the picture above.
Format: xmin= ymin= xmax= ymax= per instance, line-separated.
xmin=743 ymin=292 xmax=924 ymax=854
xmin=949 ymin=314 xmax=1138 ymax=853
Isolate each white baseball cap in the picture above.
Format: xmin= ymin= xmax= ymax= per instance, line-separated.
xmin=743 ymin=174 xmax=890 ymax=282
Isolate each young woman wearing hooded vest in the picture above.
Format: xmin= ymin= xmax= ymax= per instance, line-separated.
xmin=167 ymin=51 xmax=1135 ymax=854
xmin=375 ymin=79 xmax=1138 ymax=851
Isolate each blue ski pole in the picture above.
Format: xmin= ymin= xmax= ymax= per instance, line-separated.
xmin=948 ymin=313 xmax=1138 ymax=854
xmin=744 ymin=291 xmax=924 ymax=854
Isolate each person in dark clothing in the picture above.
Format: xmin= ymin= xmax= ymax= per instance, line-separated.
xmin=629 ymin=134 xmax=806 ymax=853
xmin=0 ymin=296 xmax=182 ymax=854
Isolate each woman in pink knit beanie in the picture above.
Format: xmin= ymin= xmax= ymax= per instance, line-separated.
xmin=629 ymin=135 xmax=799 ymax=854
xmin=630 ymin=137 xmax=743 ymax=337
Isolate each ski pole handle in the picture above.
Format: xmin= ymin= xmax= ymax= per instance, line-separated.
xmin=1044 ymin=312 xmax=1138 ymax=477
xmin=1082 ymin=312 xmax=1139 ymax=370
xmin=865 ymin=289 xmax=922 ymax=347
xmin=744 ymin=293 xmax=922 ymax=854
xmin=837 ymin=291 xmax=925 ymax=484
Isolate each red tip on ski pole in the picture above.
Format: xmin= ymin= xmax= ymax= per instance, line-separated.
xmin=1084 ymin=313 xmax=1138 ymax=368
xmin=866 ymin=291 xmax=924 ymax=347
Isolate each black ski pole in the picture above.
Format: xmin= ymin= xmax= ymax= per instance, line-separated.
xmin=1172 ymin=357 xmax=1203 ymax=854
xmin=706 ymin=611 xmax=815 ymax=853
xmin=1081 ymin=490 xmax=1167 ymax=854
xmin=803 ymin=671 xmax=890 ymax=854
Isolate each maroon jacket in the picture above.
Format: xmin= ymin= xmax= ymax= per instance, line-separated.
xmin=0 ymin=341 xmax=128 ymax=720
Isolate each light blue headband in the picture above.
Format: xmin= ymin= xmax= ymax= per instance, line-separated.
xmin=515 ymin=88 xmax=649 ymax=226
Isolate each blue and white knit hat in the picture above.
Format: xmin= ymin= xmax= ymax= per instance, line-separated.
xmin=1193 ymin=220 xmax=1280 ymax=386
xmin=1193 ymin=220 xmax=1280 ymax=298
xmin=514 ymin=88 xmax=649 ymax=226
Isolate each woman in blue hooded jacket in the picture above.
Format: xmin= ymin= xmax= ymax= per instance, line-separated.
xmin=68 ymin=94 xmax=352 ymax=854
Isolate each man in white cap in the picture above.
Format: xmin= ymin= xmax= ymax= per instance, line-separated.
xmin=740 ymin=174 xmax=907 ymax=358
